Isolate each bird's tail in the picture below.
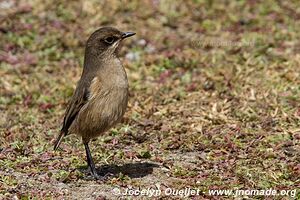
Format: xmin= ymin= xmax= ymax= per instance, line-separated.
xmin=53 ymin=130 xmax=66 ymax=151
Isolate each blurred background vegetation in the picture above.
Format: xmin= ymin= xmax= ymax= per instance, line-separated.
xmin=0 ymin=0 xmax=299 ymax=199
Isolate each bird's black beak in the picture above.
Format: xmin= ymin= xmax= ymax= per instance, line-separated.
xmin=122 ymin=32 xmax=136 ymax=39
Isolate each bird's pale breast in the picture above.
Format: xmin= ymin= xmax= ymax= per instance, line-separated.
xmin=68 ymin=55 xmax=129 ymax=143
xmin=69 ymin=78 xmax=128 ymax=143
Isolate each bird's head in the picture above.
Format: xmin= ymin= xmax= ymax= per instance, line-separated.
xmin=85 ymin=27 xmax=135 ymax=58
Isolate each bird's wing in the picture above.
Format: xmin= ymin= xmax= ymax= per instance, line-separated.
xmin=53 ymin=78 xmax=91 ymax=150
xmin=61 ymin=81 xmax=90 ymax=134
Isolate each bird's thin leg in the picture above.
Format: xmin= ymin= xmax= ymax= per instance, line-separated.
xmin=84 ymin=142 xmax=99 ymax=179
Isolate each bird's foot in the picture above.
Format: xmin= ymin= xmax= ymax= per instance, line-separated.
xmin=88 ymin=167 xmax=101 ymax=180
xmin=88 ymin=168 xmax=113 ymax=181
xmin=91 ymin=172 xmax=102 ymax=180
xmin=90 ymin=172 xmax=114 ymax=181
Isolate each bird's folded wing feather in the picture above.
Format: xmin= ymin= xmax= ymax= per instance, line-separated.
xmin=53 ymin=82 xmax=89 ymax=150
xmin=61 ymin=80 xmax=90 ymax=134
xmin=54 ymin=75 xmax=98 ymax=150
xmin=61 ymin=75 xmax=104 ymax=134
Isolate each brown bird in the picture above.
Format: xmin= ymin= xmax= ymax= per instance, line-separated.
xmin=53 ymin=27 xmax=135 ymax=179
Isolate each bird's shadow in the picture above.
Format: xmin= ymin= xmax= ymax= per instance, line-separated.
xmin=79 ymin=162 xmax=160 ymax=179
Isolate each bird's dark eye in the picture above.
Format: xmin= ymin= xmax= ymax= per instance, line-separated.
xmin=104 ymin=37 xmax=115 ymax=44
